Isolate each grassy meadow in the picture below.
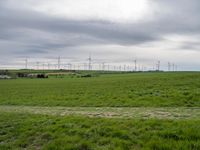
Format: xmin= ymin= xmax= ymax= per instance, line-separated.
xmin=1 ymin=112 xmax=200 ymax=150
xmin=0 ymin=71 xmax=200 ymax=149
xmin=0 ymin=72 xmax=200 ymax=107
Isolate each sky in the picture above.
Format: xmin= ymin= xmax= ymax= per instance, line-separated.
xmin=0 ymin=0 xmax=200 ymax=70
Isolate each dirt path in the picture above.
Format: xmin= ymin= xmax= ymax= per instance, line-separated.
xmin=0 ymin=105 xmax=200 ymax=119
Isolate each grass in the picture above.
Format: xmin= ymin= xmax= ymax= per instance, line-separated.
xmin=0 ymin=112 xmax=200 ymax=150
xmin=0 ymin=72 xmax=200 ymax=107
xmin=1 ymin=71 xmax=200 ymax=149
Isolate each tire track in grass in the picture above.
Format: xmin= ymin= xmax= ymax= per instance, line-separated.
xmin=0 ymin=105 xmax=200 ymax=119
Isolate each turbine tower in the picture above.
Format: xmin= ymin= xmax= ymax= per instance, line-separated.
xmin=58 ymin=56 xmax=61 ymax=70
xmin=134 ymin=59 xmax=137 ymax=71
xmin=36 ymin=62 xmax=39 ymax=70
xmin=172 ymin=63 xmax=175 ymax=71
xmin=25 ymin=57 xmax=28 ymax=69
xmin=157 ymin=61 xmax=160 ymax=71
xmin=168 ymin=62 xmax=171 ymax=71
xmin=88 ymin=54 xmax=92 ymax=70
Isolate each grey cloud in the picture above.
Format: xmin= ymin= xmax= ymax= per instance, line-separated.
xmin=1 ymin=0 xmax=200 ymax=49
xmin=0 ymin=7 xmax=159 ymax=46
xmin=0 ymin=0 xmax=200 ymax=70
xmin=180 ymin=41 xmax=200 ymax=51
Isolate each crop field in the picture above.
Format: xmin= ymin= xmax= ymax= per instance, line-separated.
xmin=0 ymin=72 xmax=200 ymax=149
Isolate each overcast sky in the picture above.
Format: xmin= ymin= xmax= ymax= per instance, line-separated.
xmin=0 ymin=0 xmax=200 ymax=70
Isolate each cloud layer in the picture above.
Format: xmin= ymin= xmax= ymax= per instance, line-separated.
xmin=0 ymin=0 xmax=200 ymax=70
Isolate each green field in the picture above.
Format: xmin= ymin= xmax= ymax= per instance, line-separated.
xmin=1 ymin=112 xmax=200 ymax=150
xmin=0 ymin=72 xmax=200 ymax=149
xmin=0 ymin=72 xmax=200 ymax=107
